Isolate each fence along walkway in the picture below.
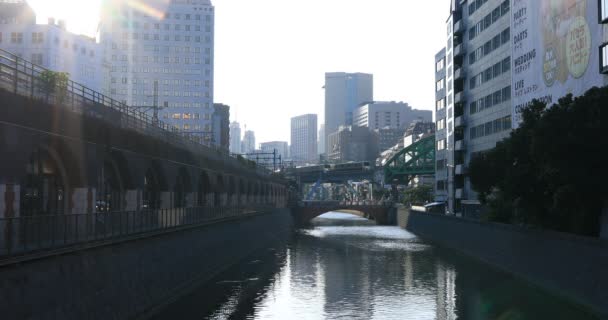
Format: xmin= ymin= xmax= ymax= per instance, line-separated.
xmin=0 ymin=206 xmax=274 ymax=261
xmin=0 ymin=48 xmax=269 ymax=175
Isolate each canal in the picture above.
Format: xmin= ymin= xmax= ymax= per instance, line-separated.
xmin=150 ymin=212 xmax=599 ymax=320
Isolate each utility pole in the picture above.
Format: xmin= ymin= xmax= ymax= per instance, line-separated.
xmin=152 ymin=80 xmax=159 ymax=124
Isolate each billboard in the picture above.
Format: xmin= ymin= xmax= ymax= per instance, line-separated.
xmin=511 ymin=0 xmax=604 ymax=127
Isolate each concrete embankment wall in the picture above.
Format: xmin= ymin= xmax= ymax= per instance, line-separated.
xmin=400 ymin=210 xmax=608 ymax=317
xmin=0 ymin=209 xmax=293 ymax=320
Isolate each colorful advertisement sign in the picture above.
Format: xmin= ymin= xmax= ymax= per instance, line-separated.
xmin=511 ymin=0 xmax=604 ymax=127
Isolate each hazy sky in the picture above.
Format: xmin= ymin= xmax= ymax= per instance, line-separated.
xmin=28 ymin=0 xmax=450 ymax=145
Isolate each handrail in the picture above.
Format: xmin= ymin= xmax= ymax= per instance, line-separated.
xmin=0 ymin=48 xmax=271 ymax=175
xmin=0 ymin=205 xmax=277 ymax=260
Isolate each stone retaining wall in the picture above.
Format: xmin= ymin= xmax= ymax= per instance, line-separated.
xmin=402 ymin=211 xmax=608 ymax=317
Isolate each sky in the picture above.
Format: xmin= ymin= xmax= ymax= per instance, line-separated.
xmin=27 ymin=0 xmax=450 ymax=145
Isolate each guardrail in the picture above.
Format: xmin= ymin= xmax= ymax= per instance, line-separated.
xmin=0 ymin=48 xmax=270 ymax=175
xmin=0 ymin=206 xmax=274 ymax=260
xmin=298 ymin=200 xmax=393 ymax=207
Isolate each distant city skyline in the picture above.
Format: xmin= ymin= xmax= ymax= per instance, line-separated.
xmin=27 ymin=0 xmax=450 ymax=144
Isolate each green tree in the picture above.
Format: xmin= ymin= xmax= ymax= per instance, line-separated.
xmin=403 ymin=185 xmax=433 ymax=206
xmin=469 ymin=86 xmax=606 ymax=236
xmin=38 ymin=70 xmax=69 ymax=103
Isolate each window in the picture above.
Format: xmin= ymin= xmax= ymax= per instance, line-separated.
xmin=436 ymin=58 xmax=445 ymax=72
xmin=601 ymin=43 xmax=608 ymax=74
xmin=436 ymin=79 xmax=444 ymax=91
xmin=436 ymin=139 xmax=446 ymax=150
xmin=437 ymin=119 xmax=446 ymax=130
xmin=11 ymin=32 xmax=23 ymax=43
xmin=436 ymin=98 xmax=445 ymax=111
xmin=32 ymin=32 xmax=44 ymax=44
xmin=602 ymin=0 xmax=608 ymax=23
xmin=436 ymin=180 xmax=446 ymax=191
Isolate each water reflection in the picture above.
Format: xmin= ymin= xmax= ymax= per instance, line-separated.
xmin=151 ymin=212 xmax=598 ymax=320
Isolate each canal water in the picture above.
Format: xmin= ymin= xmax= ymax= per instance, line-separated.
xmin=151 ymin=212 xmax=599 ymax=320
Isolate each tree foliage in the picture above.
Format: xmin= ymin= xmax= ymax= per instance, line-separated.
xmin=38 ymin=70 xmax=69 ymax=103
xmin=403 ymin=185 xmax=433 ymax=206
xmin=469 ymin=86 xmax=606 ymax=236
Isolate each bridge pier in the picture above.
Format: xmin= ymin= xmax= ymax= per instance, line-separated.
xmin=124 ymin=190 xmax=138 ymax=211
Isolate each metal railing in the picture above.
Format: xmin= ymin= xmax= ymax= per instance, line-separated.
xmin=0 ymin=48 xmax=270 ymax=175
xmin=298 ymin=200 xmax=394 ymax=207
xmin=0 ymin=206 xmax=274 ymax=260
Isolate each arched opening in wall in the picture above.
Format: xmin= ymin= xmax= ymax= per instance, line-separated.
xmin=20 ymin=148 xmax=68 ymax=215
xmin=247 ymin=181 xmax=254 ymax=202
xmin=215 ymin=174 xmax=224 ymax=207
xmin=239 ymin=178 xmax=246 ymax=205
xmin=227 ymin=176 xmax=236 ymax=205
xmin=96 ymin=159 xmax=124 ymax=212
xmin=174 ymin=167 xmax=191 ymax=208
xmin=197 ymin=171 xmax=210 ymax=206
xmin=143 ymin=168 xmax=160 ymax=209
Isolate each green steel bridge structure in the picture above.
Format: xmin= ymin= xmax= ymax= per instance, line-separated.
xmin=384 ymin=134 xmax=436 ymax=185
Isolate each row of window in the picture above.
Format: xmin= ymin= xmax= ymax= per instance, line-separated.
xmin=469 ymin=56 xmax=510 ymax=90
xmin=469 ymin=86 xmax=511 ymax=115
xmin=110 ymin=65 xmax=210 ymax=76
xmin=469 ymin=28 xmax=510 ymax=65
xmin=468 ymin=0 xmax=509 ymax=41
xmin=165 ymin=123 xmax=211 ymax=131
xmin=113 ymin=44 xmax=209 ymax=54
xmin=168 ymin=112 xmax=209 ymax=120
xmin=111 ymin=78 xmax=208 ymax=87
xmin=111 ymin=14 xmax=211 ymax=30
xmin=468 ymin=0 xmax=489 ymax=16
xmin=110 ymin=88 xmax=210 ymax=98
xmin=132 ymin=102 xmax=210 ymax=108
xmin=469 ymin=115 xmax=511 ymax=140
xmin=0 ymin=32 xmax=97 ymax=57
xmin=110 ymin=54 xmax=210 ymax=65
xmin=114 ymin=32 xmax=211 ymax=43
xmin=436 ymin=159 xmax=447 ymax=171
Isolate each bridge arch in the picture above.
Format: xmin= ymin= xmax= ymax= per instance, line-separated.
xmin=173 ymin=167 xmax=192 ymax=208
xmin=227 ymin=175 xmax=236 ymax=206
xmin=239 ymin=178 xmax=246 ymax=205
xmin=142 ymin=162 xmax=166 ymax=210
xmin=96 ymin=156 xmax=125 ymax=212
xmin=293 ymin=202 xmax=392 ymax=225
xmin=214 ymin=174 xmax=225 ymax=207
xmin=20 ymin=146 xmax=72 ymax=215
xmin=197 ymin=171 xmax=210 ymax=206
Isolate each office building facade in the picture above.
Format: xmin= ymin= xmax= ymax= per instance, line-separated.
xmin=99 ymin=0 xmax=215 ymax=144
xmin=211 ymin=103 xmax=229 ymax=150
xmin=260 ymin=141 xmax=289 ymax=162
xmin=290 ymin=114 xmax=317 ymax=163
xmin=327 ymin=126 xmax=378 ymax=163
xmin=229 ymin=121 xmax=241 ymax=154
xmin=318 ymin=123 xmax=325 ymax=156
xmin=241 ymin=130 xmax=255 ymax=154
xmin=437 ymin=0 xmax=607 ymax=215
xmin=324 ymin=72 xmax=373 ymax=153
xmin=353 ymin=101 xmax=432 ymax=130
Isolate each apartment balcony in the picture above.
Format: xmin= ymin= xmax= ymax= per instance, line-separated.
xmin=454 ymin=92 xmax=465 ymax=104
xmin=455 ymin=164 xmax=466 ymax=175
xmin=455 ymin=188 xmax=463 ymax=199
xmin=453 ymin=43 xmax=465 ymax=57
xmin=455 ymin=139 xmax=466 ymax=151
xmin=454 ymin=115 xmax=466 ymax=128
xmin=453 ymin=20 xmax=464 ymax=36
xmin=454 ymin=67 xmax=465 ymax=80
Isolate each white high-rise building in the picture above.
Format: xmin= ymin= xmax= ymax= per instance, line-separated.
xmin=241 ymin=130 xmax=255 ymax=154
xmin=99 ymin=0 xmax=215 ymax=144
xmin=229 ymin=121 xmax=241 ymax=154
xmin=318 ymin=123 xmax=325 ymax=155
xmin=0 ymin=1 xmax=106 ymax=93
xmin=291 ymin=114 xmax=317 ymax=163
